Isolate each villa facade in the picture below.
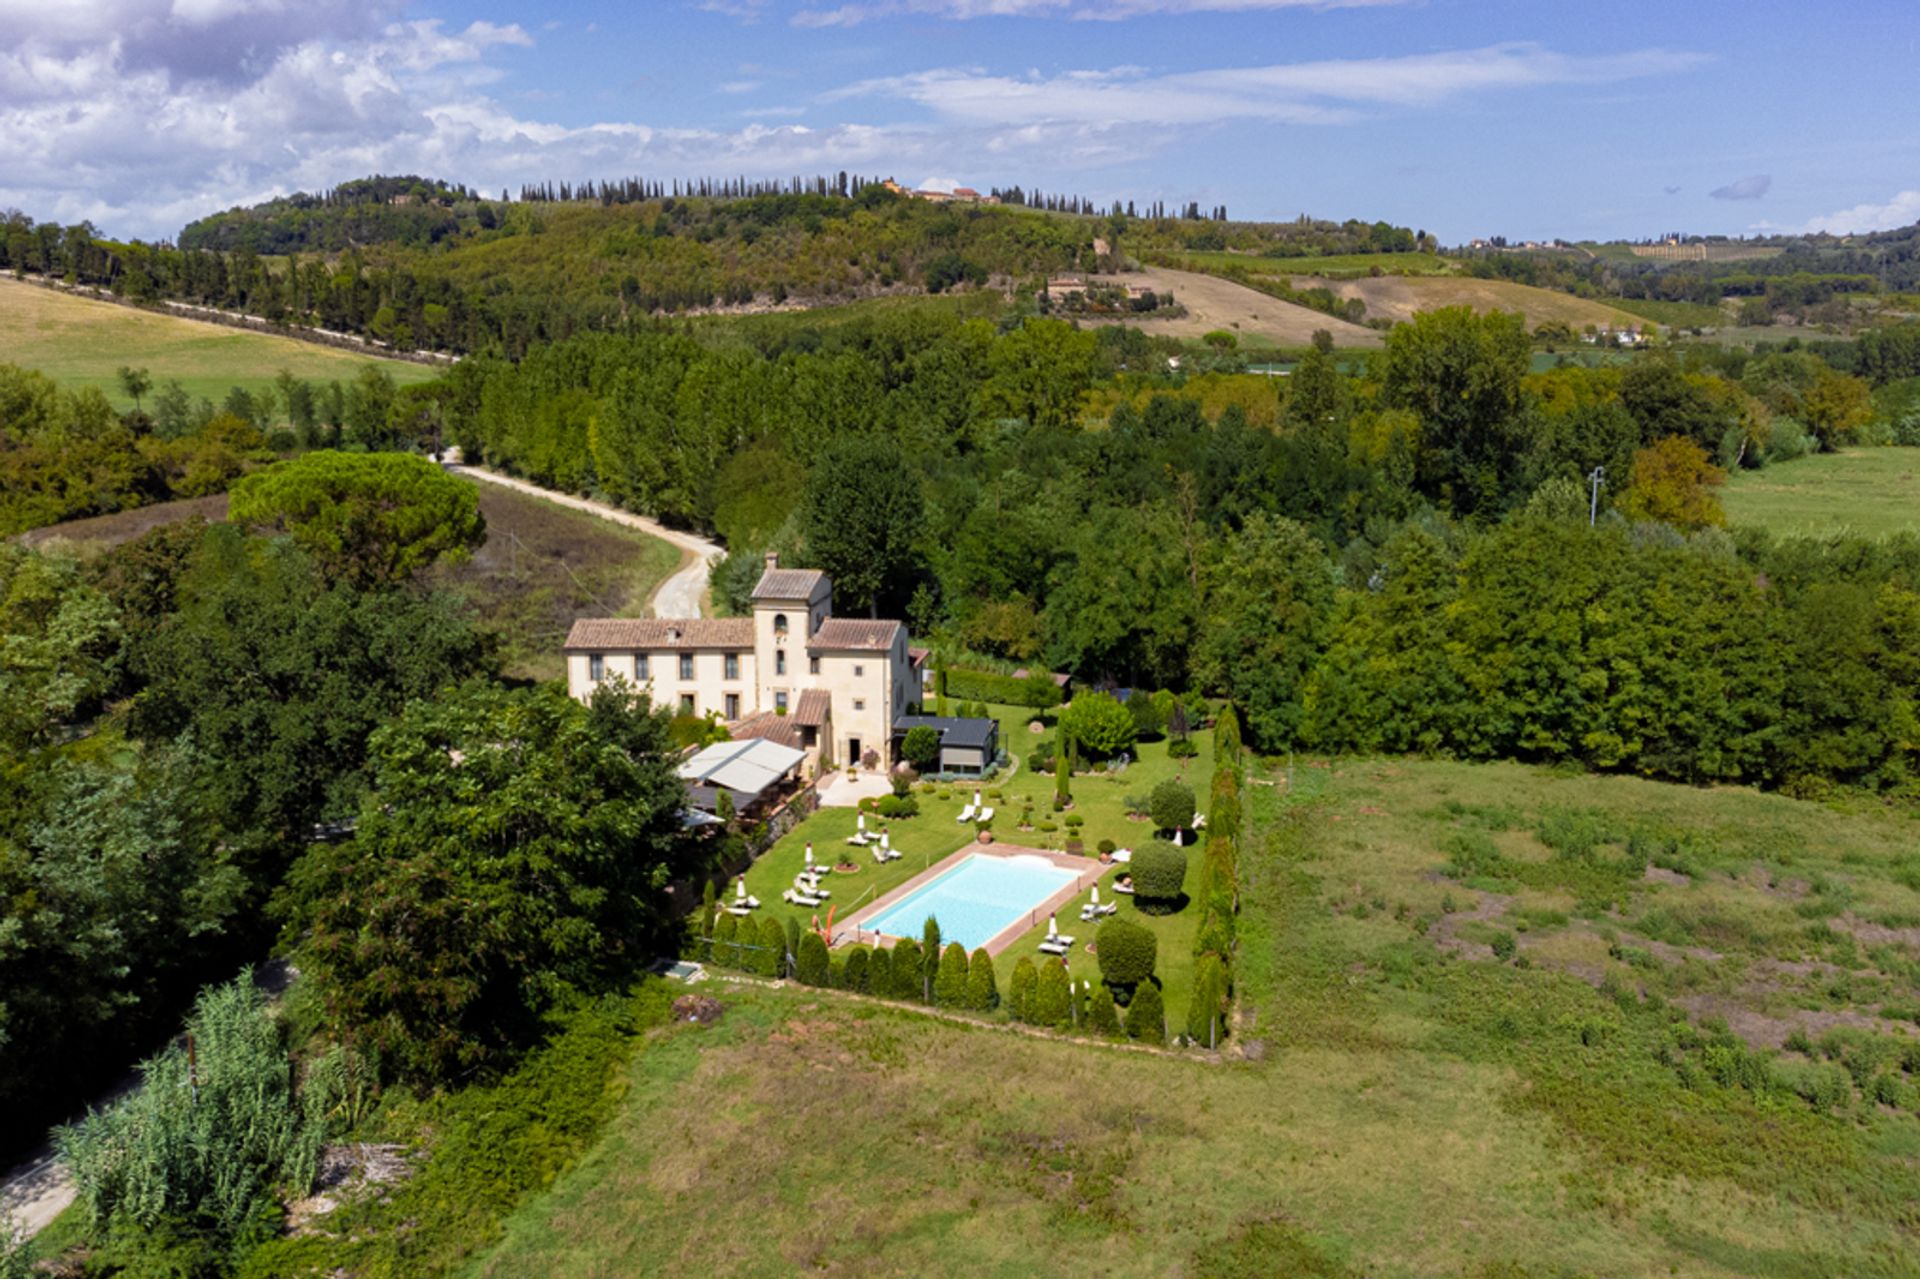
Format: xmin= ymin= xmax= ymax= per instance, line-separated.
xmin=564 ymin=554 xmax=922 ymax=771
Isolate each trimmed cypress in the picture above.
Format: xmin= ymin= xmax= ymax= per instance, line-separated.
xmin=934 ymin=942 xmax=970 ymax=1006
xmin=965 ymin=949 xmax=998 ymax=1011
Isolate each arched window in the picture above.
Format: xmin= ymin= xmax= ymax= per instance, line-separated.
xmin=773 ymin=612 xmax=788 ymax=635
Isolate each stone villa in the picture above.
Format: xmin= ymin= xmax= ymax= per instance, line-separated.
xmin=565 ymin=555 xmax=924 ymax=773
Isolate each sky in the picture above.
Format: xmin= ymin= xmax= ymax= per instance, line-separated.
xmin=2 ymin=0 xmax=1916 ymax=245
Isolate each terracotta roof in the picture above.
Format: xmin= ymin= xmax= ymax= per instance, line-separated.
xmin=564 ymin=617 xmax=753 ymax=650
xmin=809 ymin=618 xmax=903 ymax=652
xmin=794 ymin=688 xmax=832 ymax=726
xmin=728 ymin=712 xmax=803 ymax=750
xmin=751 ymin=568 xmax=829 ymax=602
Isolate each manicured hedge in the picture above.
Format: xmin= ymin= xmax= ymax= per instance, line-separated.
xmin=1125 ymin=981 xmax=1166 ymax=1044
xmin=1008 ymin=956 xmax=1038 ymax=1022
xmin=796 ymin=931 xmax=830 ymax=986
xmin=1132 ymin=842 xmax=1188 ymax=912
xmin=1088 ymin=983 xmax=1122 ymax=1037
xmin=1034 ymin=958 xmax=1072 ymax=1028
xmin=943 ymin=665 xmax=1062 ymax=709
xmin=1095 ymin=918 xmax=1157 ymax=989
xmin=965 ymin=949 xmax=998 ymax=1011
xmin=935 ymin=943 xmax=970 ymax=1006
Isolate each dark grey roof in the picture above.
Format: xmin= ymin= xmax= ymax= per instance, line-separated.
xmin=892 ymin=714 xmax=999 ymax=750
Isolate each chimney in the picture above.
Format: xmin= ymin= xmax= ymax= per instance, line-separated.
xmin=765 ymin=551 xmax=779 ymax=572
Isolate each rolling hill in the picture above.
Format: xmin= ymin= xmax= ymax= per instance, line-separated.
xmin=0 ymin=275 xmax=437 ymax=409
xmin=1078 ymin=265 xmax=1382 ymax=348
xmin=1293 ymin=273 xmax=1645 ymax=331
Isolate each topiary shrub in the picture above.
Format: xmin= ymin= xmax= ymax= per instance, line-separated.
xmin=1096 ymin=918 xmax=1157 ymax=990
xmin=796 ymin=931 xmax=830 ymax=986
xmin=890 ymin=939 xmax=923 ymax=999
xmin=843 ymin=945 xmax=872 ymax=994
xmin=1150 ymin=779 xmax=1195 ymax=836
xmin=1132 ymin=843 xmax=1189 ymax=913
xmin=1034 ymin=958 xmax=1071 ymax=1028
xmin=1088 ymin=983 xmax=1122 ymax=1037
xmin=877 ymin=793 xmax=920 ymax=819
xmin=756 ymin=915 xmax=787 ymax=978
xmin=1125 ymin=980 xmax=1166 ymax=1044
xmin=1186 ymin=953 xmax=1227 ymax=1048
xmin=711 ymin=912 xmax=739 ymax=968
xmin=966 ymin=949 xmax=998 ymax=1012
xmin=935 ymin=942 xmax=970 ymax=1007
xmin=1008 ymin=956 xmax=1038 ymax=1023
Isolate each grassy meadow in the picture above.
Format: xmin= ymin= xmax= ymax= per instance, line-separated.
xmin=1722 ymin=448 xmax=1920 ymax=539
xmin=419 ymin=755 xmax=1920 ymax=1277
xmin=0 ymin=275 xmax=437 ymax=408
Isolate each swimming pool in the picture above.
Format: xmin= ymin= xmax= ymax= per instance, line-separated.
xmin=859 ymin=853 xmax=1079 ymax=951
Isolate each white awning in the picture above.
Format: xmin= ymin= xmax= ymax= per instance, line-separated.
xmin=678 ymin=737 xmax=807 ymax=801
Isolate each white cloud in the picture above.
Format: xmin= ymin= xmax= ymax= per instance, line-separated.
xmin=1802 ymin=190 xmax=1920 ymax=235
xmin=792 ymin=0 xmax=1408 ymax=26
xmin=1708 ymin=174 xmax=1770 ymax=201
xmin=833 ymin=43 xmax=1707 ymax=127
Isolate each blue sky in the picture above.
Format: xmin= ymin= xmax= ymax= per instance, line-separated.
xmin=2 ymin=0 xmax=1916 ymax=243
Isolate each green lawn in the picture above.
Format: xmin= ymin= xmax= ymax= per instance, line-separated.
xmin=735 ymin=702 xmax=1213 ymax=1025
xmin=0 ymin=274 xmax=437 ymax=409
xmin=460 ymin=754 xmax=1920 ymax=1277
xmin=1722 ymin=447 xmax=1920 ymax=538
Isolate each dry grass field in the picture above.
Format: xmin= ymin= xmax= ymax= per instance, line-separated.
xmin=1290 ymin=273 xmax=1644 ymax=331
xmin=0 ymin=275 xmax=436 ymax=407
xmin=1076 ymin=266 xmax=1382 ymax=349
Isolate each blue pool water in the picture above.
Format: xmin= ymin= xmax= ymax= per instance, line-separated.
xmin=860 ymin=854 xmax=1078 ymax=951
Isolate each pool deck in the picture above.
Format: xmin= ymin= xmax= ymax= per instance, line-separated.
xmin=833 ymin=843 xmax=1108 ymax=958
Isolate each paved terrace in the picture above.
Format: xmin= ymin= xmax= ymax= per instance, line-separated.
xmin=833 ymin=843 xmax=1107 ymax=958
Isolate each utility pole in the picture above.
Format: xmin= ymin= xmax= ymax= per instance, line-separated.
xmin=1588 ymin=465 xmax=1606 ymax=526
